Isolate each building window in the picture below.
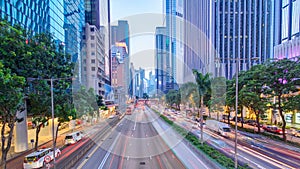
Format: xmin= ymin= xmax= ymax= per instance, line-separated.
xmin=83 ymin=59 xmax=86 ymax=63
xmin=91 ymin=59 xmax=95 ymax=63
xmin=91 ymin=43 xmax=95 ymax=48
xmin=90 ymin=27 xmax=95 ymax=32
xmin=91 ymin=35 xmax=95 ymax=40
xmin=91 ymin=52 xmax=95 ymax=55
xmin=84 ymin=67 xmax=86 ymax=71
xmin=92 ymin=67 xmax=96 ymax=71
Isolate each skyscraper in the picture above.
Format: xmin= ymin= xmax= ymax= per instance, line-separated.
xmin=155 ymin=27 xmax=169 ymax=93
xmin=215 ymin=0 xmax=273 ymax=79
xmin=1 ymin=0 xmax=85 ymax=80
xmin=81 ymin=23 xmax=105 ymax=95
xmin=85 ymin=0 xmax=101 ymax=29
xmin=117 ymin=20 xmax=130 ymax=55
xmin=82 ymin=0 xmax=106 ymax=95
xmin=165 ymin=0 xmax=184 ymax=85
xmin=274 ymin=0 xmax=300 ymax=60
xmin=183 ymin=0 xmax=215 ymax=81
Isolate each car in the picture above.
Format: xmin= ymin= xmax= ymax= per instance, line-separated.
xmin=108 ymin=115 xmax=115 ymax=119
xmin=263 ymin=125 xmax=287 ymax=134
xmin=64 ymin=131 xmax=84 ymax=145
xmin=294 ymin=130 xmax=300 ymax=137
xmin=23 ymin=148 xmax=61 ymax=169
xmin=231 ymin=117 xmax=244 ymax=123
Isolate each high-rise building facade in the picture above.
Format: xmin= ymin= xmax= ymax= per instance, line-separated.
xmin=215 ymin=0 xmax=273 ymax=79
xmin=0 ymin=0 xmax=49 ymax=35
xmin=165 ymin=0 xmax=184 ymax=85
xmin=85 ymin=0 xmax=100 ymax=29
xmin=274 ymin=0 xmax=300 ymax=60
xmin=183 ymin=0 xmax=215 ymax=81
xmin=111 ymin=43 xmax=128 ymax=109
xmin=81 ymin=23 xmax=105 ymax=95
xmin=155 ymin=27 xmax=170 ymax=93
xmin=1 ymin=0 xmax=85 ymax=81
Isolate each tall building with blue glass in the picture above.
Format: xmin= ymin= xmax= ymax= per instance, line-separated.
xmin=165 ymin=0 xmax=184 ymax=86
xmin=214 ymin=0 xmax=273 ymax=79
xmin=1 ymin=0 xmax=85 ymax=81
xmin=155 ymin=27 xmax=169 ymax=93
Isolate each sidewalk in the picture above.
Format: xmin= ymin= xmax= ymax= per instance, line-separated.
xmin=3 ymin=124 xmax=84 ymax=161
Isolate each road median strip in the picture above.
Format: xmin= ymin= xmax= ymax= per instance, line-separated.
xmin=150 ymin=107 xmax=252 ymax=169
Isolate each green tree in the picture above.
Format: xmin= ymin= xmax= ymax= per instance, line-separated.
xmin=180 ymin=82 xmax=198 ymax=109
xmin=165 ymin=90 xmax=181 ymax=109
xmin=239 ymin=65 xmax=269 ymax=133
xmin=54 ymin=92 xmax=76 ymax=147
xmin=264 ymin=58 xmax=300 ymax=141
xmin=192 ymin=70 xmax=211 ymax=145
xmin=73 ymin=86 xmax=98 ymax=119
xmin=0 ymin=62 xmax=25 ymax=169
xmin=27 ymin=91 xmax=50 ymax=150
xmin=209 ymin=77 xmax=227 ymax=121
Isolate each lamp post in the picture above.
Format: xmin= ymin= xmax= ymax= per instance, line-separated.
xmin=27 ymin=77 xmax=73 ymax=169
xmin=215 ymin=57 xmax=258 ymax=169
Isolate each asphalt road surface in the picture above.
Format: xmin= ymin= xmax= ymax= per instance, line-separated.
xmin=74 ymin=106 xmax=210 ymax=169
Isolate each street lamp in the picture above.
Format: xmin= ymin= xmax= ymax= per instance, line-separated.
xmin=27 ymin=77 xmax=73 ymax=169
xmin=215 ymin=57 xmax=258 ymax=169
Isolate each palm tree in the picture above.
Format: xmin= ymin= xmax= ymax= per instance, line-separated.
xmin=192 ymin=70 xmax=211 ymax=145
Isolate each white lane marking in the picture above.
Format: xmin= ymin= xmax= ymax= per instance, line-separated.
xmin=133 ymin=114 xmax=137 ymax=131
xmin=97 ymin=132 xmax=121 ymax=169
xmin=77 ymin=125 xmax=119 ymax=169
xmin=240 ymin=145 xmax=295 ymax=169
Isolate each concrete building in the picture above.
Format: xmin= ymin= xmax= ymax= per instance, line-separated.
xmin=274 ymin=0 xmax=300 ymax=61
xmin=81 ymin=23 xmax=105 ymax=95
xmin=214 ymin=0 xmax=273 ymax=79
xmin=111 ymin=43 xmax=129 ymax=109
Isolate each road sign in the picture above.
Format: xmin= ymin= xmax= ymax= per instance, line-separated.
xmin=44 ymin=155 xmax=51 ymax=163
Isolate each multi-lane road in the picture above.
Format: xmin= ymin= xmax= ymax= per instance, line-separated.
xmin=73 ymin=105 xmax=213 ymax=169
xmin=171 ymin=109 xmax=300 ymax=169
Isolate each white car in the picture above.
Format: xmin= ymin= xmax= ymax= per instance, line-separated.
xmin=65 ymin=131 xmax=84 ymax=145
xmin=23 ymin=148 xmax=61 ymax=169
xmin=108 ymin=115 xmax=115 ymax=119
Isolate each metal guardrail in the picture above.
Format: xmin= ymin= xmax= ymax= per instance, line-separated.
xmin=55 ymin=119 xmax=120 ymax=169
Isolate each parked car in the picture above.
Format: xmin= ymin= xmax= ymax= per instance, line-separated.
xmin=263 ymin=125 xmax=287 ymax=134
xmin=23 ymin=148 xmax=61 ymax=169
xmin=231 ymin=117 xmax=244 ymax=123
xmin=294 ymin=130 xmax=300 ymax=137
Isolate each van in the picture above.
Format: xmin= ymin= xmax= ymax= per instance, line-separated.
xmin=64 ymin=131 xmax=83 ymax=145
xmin=23 ymin=148 xmax=61 ymax=169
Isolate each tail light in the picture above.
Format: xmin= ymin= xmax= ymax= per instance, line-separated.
xmin=34 ymin=157 xmax=39 ymax=162
xmin=24 ymin=159 xmax=28 ymax=163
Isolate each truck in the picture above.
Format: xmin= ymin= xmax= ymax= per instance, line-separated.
xmin=206 ymin=120 xmax=231 ymax=137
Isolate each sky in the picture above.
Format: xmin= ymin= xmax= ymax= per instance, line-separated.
xmin=110 ymin=0 xmax=164 ymax=77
